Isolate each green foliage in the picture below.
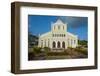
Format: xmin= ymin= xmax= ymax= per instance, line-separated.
xmin=47 ymin=51 xmax=69 ymax=56
xmin=67 ymin=47 xmax=74 ymax=50
xmin=28 ymin=32 xmax=38 ymax=47
xmin=75 ymin=47 xmax=88 ymax=55
xmin=32 ymin=47 xmax=51 ymax=55
xmin=43 ymin=47 xmax=50 ymax=52
xmin=78 ymin=40 xmax=88 ymax=47
xmin=33 ymin=47 xmax=42 ymax=54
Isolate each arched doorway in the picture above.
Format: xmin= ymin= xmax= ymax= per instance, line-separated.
xmin=62 ymin=41 xmax=65 ymax=48
xmin=52 ymin=41 xmax=56 ymax=48
xmin=57 ymin=41 xmax=60 ymax=48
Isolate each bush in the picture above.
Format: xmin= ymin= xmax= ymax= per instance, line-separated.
xmin=33 ymin=47 xmax=42 ymax=54
xmin=67 ymin=47 xmax=74 ymax=50
xmin=75 ymin=47 xmax=88 ymax=55
xmin=47 ymin=51 xmax=69 ymax=56
xmin=43 ymin=47 xmax=50 ymax=53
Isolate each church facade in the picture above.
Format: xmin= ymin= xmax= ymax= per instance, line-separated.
xmin=38 ymin=19 xmax=78 ymax=50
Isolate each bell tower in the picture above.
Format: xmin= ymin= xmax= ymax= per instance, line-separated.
xmin=51 ymin=18 xmax=67 ymax=33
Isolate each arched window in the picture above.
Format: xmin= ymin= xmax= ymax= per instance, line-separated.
xmin=52 ymin=41 xmax=56 ymax=48
xmin=62 ymin=34 xmax=63 ymax=37
xmin=62 ymin=41 xmax=65 ymax=48
xmin=57 ymin=41 xmax=60 ymax=48
xmin=52 ymin=34 xmax=54 ymax=37
xmin=58 ymin=26 xmax=60 ymax=30
xmin=74 ymin=40 xmax=76 ymax=44
xmin=59 ymin=34 xmax=61 ymax=37
xmin=63 ymin=26 xmax=64 ymax=30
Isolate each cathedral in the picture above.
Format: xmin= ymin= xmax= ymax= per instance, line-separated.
xmin=38 ymin=19 xmax=78 ymax=51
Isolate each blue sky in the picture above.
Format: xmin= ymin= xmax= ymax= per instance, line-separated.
xmin=28 ymin=15 xmax=88 ymax=40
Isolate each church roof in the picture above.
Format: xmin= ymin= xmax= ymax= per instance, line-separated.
xmin=39 ymin=31 xmax=51 ymax=38
xmin=67 ymin=32 xmax=78 ymax=38
xmin=54 ymin=18 xmax=65 ymax=25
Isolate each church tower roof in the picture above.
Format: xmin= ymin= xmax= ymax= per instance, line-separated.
xmin=54 ymin=18 xmax=65 ymax=25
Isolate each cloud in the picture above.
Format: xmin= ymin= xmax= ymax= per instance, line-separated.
xmin=60 ymin=16 xmax=88 ymax=28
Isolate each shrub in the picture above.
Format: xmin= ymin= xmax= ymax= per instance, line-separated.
xmin=47 ymin=51 xmax=69 ymax=56
xmin=67 ymin=47 xmax=74 ymax=50
xmin=43 ymin=47 xmax=50 ymax=53
xmin=75 ymin=47 xmax=88 ymax=55
xmin=33 ymin=47 xmax=42 ymax=54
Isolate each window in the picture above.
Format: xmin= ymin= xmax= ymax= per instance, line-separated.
xmin=62 ymin=41 xmax=65 ymax=48
xmin=63 ymin=26 xmax=64 ymax=30
xmin=58 ymin=26 xmax=60 ymax=30
xmin=57 ymin=41 xmax=60 ymax=48
xmin=53 ymin=34 xmax=66 ymax=37
xmin=52 ymin=34 xmax=54 ymax=37
xmin=59 ymin=34 xmax=61 ymax=37
xmin=63 ymin=34 xmax=65 ymax=37
xmin=62 ymin=34 xmax=63 ymax=37
xmin=52 ymin=41 xmax=56 ymax=48
xmin=74 ymin=40 xmax=76 ymax=44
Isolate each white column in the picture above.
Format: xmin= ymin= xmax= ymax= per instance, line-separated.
xmin=65 ymin=41 xmax=67 ymax=49
xmin=49 ymin=39 xmax=52 ymax=49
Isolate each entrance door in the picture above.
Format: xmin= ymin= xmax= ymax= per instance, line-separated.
xmin=62 ymin=41 xmax=65 ymax=48
xmin=57 ymin=41 xmax=60 ymax=48
xmin=52 ymin=41 xmax=56 ymax=48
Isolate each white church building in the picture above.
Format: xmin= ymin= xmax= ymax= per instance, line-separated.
xmin=38 ymin=19 xmax=78 ymax=50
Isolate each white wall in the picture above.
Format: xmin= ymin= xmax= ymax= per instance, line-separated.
xmin=0 ymin=0 xmax=100 ymax=76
